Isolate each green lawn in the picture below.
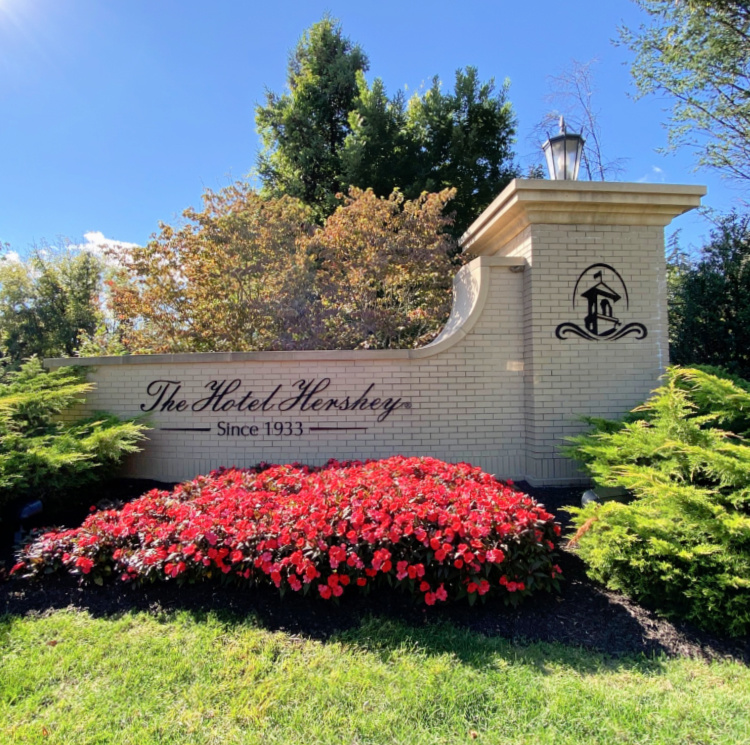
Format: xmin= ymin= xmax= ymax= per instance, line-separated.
xmin=1 ymin=609 xmax=748 ymax=745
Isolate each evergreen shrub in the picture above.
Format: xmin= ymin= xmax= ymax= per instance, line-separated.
xmin=566 ymin=366 xmax=750 ymax=636
xmin=0 ymin=358 xmax=148 ymax=519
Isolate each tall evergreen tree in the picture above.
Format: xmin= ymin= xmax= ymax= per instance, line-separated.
xmin=669 ymin=212 xmax=750 ymax=378
xmin=255 ymin=17 xmax=369 ymax=220
xmin=340 ymin=73 xmax=421 ymax=201
xmin=404 ymin=68 xmax=517 ymax=237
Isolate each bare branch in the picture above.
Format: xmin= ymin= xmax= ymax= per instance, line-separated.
xmin=532 ymin=58 xmax=625 ymax=181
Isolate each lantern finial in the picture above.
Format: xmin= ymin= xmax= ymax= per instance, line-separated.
xmin=542 ymin=119 xmax=585 ymax=180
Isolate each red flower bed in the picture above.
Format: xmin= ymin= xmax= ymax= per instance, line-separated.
xmin=12 ymin=457 xmax=563 ymax=605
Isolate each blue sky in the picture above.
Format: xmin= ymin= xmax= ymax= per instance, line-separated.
xmin=0 ymin=0 xmax=743 ymax=256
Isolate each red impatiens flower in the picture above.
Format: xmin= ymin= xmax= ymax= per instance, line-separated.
xmin=10 ymin=456 xmax=562 ymax=608
xmin=75 ymin=556 xmax=94 ymax=574
xmin=486 ymin=548 xmax=505 ymax=564
xmin=165 ymin=561 xmax=186 ymax=578
xmin=205 ymin=531 xmax=218 ymax=546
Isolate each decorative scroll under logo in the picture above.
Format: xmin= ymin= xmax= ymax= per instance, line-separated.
xmin=555 ymin=263 xmax=648 ymax=341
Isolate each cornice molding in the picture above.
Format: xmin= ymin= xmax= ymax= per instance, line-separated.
xmin=460 ymin=179 xmax=706 ymax=256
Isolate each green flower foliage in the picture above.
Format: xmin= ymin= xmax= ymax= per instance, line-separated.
xmin=565 ymin=366 xmax=750 ymax=636
xmin=0 ymin=358 xmax=148 ymax=518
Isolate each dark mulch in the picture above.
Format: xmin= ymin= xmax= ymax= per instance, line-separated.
xmin=1 ymin=479 xmax=748 ymax=664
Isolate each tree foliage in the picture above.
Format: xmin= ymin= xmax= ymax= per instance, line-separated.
xmin=109 ymin=184 xmax=458 ymax=353
xmin=256 ymin=17 xmax=369 ymax=220
xmin=621 ymin=0 xmax=750 ymax=181
xmin=0 ymin=358 xmax=148 ymax=519
xmin=566 ymin=366 xmax=750 ymax=636
xmin=669 ymin=211 xmax=750 ymax=378
xmin=312 ymin=187 xmax=456 ymax=349
xmin=256 ymin=17 xmax=518 ymax=236
xmin=0 ymin=249 xmax=104 ymax=366
xmin=111 ymin=184 xmax=319 ymax=353
xmin=402 ymin=69 xmax=517 ymax=237
xmin=340 ymin=73 xmax=419 ymax=203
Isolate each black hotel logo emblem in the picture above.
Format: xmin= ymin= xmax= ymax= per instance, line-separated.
xmin=555 ymin=263 xmax=648 ymax=341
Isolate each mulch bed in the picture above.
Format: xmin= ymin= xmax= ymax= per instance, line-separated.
xmin=1 ymin=479 xmax=748 ymax=664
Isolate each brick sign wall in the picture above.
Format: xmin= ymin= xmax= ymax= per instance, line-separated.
xmin=48 ymin=180 xmax=705 ymax=485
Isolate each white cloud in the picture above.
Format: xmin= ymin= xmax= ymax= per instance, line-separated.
xmin=0 ymin=233 xmax=139 ymax=268
xmin=74 ymin=231 xmax=140 ymax=256
xmin=637 ymin=166 xmax=666 ymax=184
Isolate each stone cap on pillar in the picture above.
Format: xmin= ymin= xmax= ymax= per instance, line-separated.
xmin=460 ymin=179 xmax=706 ymax=256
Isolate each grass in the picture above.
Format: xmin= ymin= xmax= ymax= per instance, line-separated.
xmin=0 ymin=609 xmax=748 ymax=744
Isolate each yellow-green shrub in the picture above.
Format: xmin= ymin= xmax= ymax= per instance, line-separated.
xmin=0 ymin=359 xmax=148 ymax=520
xmin=566 ymin=367 xmax=750 ymax=636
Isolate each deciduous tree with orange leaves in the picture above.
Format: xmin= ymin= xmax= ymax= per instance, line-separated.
xmin=105 ymin=184 xmax=458 ymax=353
xmin=312 ymin=187 xmax=456 ymax=349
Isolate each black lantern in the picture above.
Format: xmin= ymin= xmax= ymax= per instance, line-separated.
xmin=542 ymin=117 xmax=585 ymax=180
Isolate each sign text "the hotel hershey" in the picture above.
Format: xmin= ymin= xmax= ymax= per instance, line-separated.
xmin=140 ymin=378 xmax=412 ymax=423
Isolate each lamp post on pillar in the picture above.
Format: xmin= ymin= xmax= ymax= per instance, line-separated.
xmin=542 ymin=117 xmax=585 ymax=181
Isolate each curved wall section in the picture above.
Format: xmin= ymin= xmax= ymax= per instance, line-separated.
xmin=48 ymin=257 xmax=528 ymax=483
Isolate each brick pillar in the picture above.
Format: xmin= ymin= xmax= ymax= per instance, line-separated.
xmin=460 ymin=180 xmax=705 ymax=485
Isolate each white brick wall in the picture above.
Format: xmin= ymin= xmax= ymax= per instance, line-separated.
xmin=52 ymin=259 xmax=528 ymax=483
